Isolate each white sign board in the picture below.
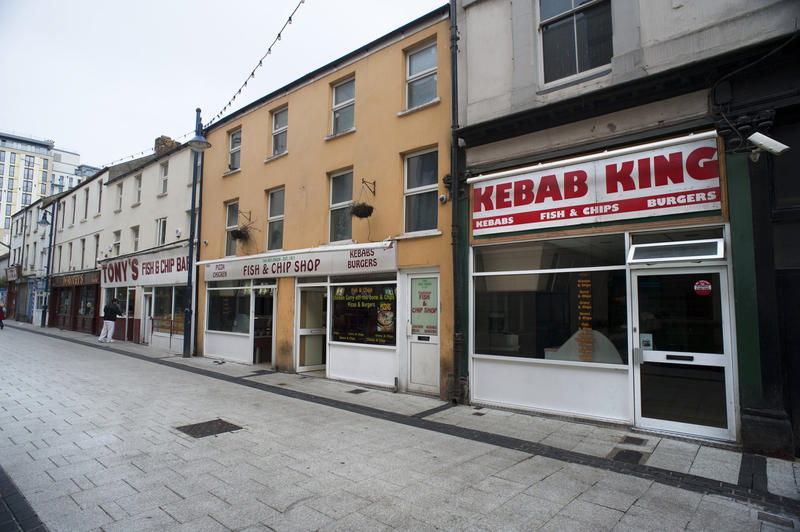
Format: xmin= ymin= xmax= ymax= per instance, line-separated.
xmin=204 ymin=245 xmax=397 ymax=281
xmin=472 ymin=137 xmax=720 ymax=236
xmin=101 ymin=247 xmax=190 ymax=288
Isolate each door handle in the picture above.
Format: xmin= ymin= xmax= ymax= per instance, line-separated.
xmin=666 ymin=354 xmax=694 ymax=362
xmin=633 ymin=347 xmax=643 ymax=365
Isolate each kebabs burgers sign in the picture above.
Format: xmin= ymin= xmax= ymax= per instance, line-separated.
xmin=471 ymin=136 xmax=720 ymax=236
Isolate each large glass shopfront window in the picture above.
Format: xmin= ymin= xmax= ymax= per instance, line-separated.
xmin=473 ymin=234 xmax=627 ymax=365
xmin=207 ymin=280 xmax=251 ymax=334
xmin=104 ymin=287 xmax=133 ymax=316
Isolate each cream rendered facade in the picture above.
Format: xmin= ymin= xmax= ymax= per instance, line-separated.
xmin=197 ymin=7 xmax=455 ymax=398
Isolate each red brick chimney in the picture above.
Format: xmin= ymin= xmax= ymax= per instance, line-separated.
xmin=154 ymin=135 xmax=180 ymax=156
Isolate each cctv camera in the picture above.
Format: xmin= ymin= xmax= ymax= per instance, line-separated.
xmin=747 ymin=132 xmax=789 ymax=155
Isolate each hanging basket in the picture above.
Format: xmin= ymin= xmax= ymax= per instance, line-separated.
xmin=351 ymin=202 xmax=374 ymax=218
xmin=230 ymin=226 xmax=250 ymax=240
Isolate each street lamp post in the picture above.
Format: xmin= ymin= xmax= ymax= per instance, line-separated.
xmin=37 ymin=202 xmax=56 ymax=328
xmin=183 ymin=108 xmax=211 ymax=358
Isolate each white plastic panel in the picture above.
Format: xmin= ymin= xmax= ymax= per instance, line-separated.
xmin=472 ymin=355 xmax=632 ymax=422
xmin=205 ymin=332 xmax=251 ymax=364
xmin=328 ymin=343 xmax=396 ymax=388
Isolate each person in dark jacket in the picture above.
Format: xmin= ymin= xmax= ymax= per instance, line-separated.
xmin=0 ymin=302 xmax=5 ymax=330
xmin=98 ymin=298 xmax=123 ymax=343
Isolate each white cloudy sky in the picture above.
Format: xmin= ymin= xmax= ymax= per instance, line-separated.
xmin=0 ymin=0 xmax=446 ymax=167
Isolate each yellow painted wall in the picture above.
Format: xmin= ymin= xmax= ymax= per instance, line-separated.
xmin=197 ymin=15 xmax=454 ymax=396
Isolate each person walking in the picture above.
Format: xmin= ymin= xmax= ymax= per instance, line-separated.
xmin=0 ymin=301 xmax=5 ymax=330
xmin=98 ymin=298 xmax=123 ymax=343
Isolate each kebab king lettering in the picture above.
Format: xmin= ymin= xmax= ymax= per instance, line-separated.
xmin=472 ymin=138 xmax=720 ymax=235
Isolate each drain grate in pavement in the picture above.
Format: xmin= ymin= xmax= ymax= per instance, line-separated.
xmin=347 ymin=389 xmax=368 ymax=394
xmin=473 ymin=412 xmax=486 ymax=416
xmin=622 ymin=436 xmax=647 ymax=446
xmin=176 ymin=419 xmax=243 ymax=438
xmin=757 ymin=511 xmax=795 ymax=528
xmin=609 ymin=448 xmax=646 ymax=464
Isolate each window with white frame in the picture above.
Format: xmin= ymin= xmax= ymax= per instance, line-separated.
xmin=155 ymin=217 xmax=167 ymax=246
xmin=272 ymin=107 xmax=288 ymax=156
xmin=225 ymin=201 xmax=238 ymax=256
xmin=112 ymin=230 xmax=121 ymax=256
xmin=57 ymin=245 xmax=62 ymax=272
xmin=406 ymin=43 xmax=437 ymax=109
xmin=83 ymin=189 xmax=89 ymax=219
xmin=228 ymin=130 xmax=241 ymax=171
xmin=70 ymin=196 xmax=76 ymax=224
xmin=329 ymin=170 xmax=352 ymax=242
xmin=97 ymin=182 xmax=102 ymax=213
xmin=116 ymin=183 xmax=123 ymax=210
xmin=131 ymin=226 xmax=139 ymax=252
xmin=540 ymin=0 xmax=612 ymax=83
xmin=404 ymin=149 xmax=438 ymax=233
xmin=80 ymin=238 xmax=86 ymax=269
xmin=67 ymin=242 xmax=73 ymax=267
xmin=159 ymin=162 xmax=168 ymax=194
xmin=332 ymin=78 xmax=355 ymax=135
xmin=134 ymin=175 xmax=142 ymax=203
xmin=93 ymin=234 xmax=99 ymax=267
xmin=267 ymin=188 xmax=284 ymax=250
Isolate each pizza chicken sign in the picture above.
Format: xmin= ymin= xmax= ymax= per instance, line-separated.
xmin=471 ymin=135 xmax=720 ymax=235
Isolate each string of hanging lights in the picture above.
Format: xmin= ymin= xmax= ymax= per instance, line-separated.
xmin=101 ymin=0 xmax=306 ymax=168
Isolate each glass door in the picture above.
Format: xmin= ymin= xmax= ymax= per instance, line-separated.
xmin=297 ymin=286 xmax=327 ymax=372
xmin=632 ymin=268 xmax=735 ymax=440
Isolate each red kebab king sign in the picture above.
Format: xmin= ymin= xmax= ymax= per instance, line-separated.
xmin=471 ymin=135 xmax=720 ymax=236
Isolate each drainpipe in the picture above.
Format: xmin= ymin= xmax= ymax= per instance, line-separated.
xmin=448 ymin=0 xmax=466 ymax=403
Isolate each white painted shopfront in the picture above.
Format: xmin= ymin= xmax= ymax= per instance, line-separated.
xmin=100 ymin=244 xmax=192 ymax=352
xmin=468 ymin=132 xmax=739 ymax=441
xmin=199 ymin=242 xmax=439 ymax=393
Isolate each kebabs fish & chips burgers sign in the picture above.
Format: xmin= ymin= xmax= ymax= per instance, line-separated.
xmin=470 ymin=135 xmax=720 ymax=236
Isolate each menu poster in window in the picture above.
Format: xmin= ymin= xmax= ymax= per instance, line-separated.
xmin=411 ymin=278 xmax=438 ymax=336
xmin=331 ymin=284 xmax=396 ymax=346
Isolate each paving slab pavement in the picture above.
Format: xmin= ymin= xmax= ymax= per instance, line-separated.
xmin=1 ymin=321 xmax=799 ymax=531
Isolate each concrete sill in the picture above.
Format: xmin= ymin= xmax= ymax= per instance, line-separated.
xmin=397 ymin=97 xmax=441 ymax=117
xmin=324 ymin=128 xmax=356 ymax=141
xmin=222 ymin=168 xmax=241 ymax=177
xmin=394 ymin=229 xmax=442 ymax=240
xmin=264 ymin=151 xmax=288 ymax=164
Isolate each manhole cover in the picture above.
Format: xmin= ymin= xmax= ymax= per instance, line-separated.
xmin=176 ymin=419 xmax=243 ymax=438
xmin=622 ymin=436 xmax=647 ymax=446
xmin=612 ymin=449 xmax=644 ymax=464
xmin=347 ymin=389 xmax=368 ymax=394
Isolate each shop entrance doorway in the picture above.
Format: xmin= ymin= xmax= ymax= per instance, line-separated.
xmin=142 ymin=293 xmax=152 ymax=345
xmin=296 ymin=286 xmax=327 ymax=373
xmin=253 ymin=287 xmax=274 ymax=365
xmin=407 ymin=274 xmax=440 ymax=395
xmin=632 ymin=268 xmax=735 ymax=440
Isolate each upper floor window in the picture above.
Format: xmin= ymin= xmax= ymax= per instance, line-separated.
xmin=9 ymin=165 xmax=14 ymax=177
xmin=24 ymin=155 xmax=34 ymax=167
xmin=540 ymin=0 xmax=612 ymax=84
xmin=225 ymin=201 xmax=239 ymax=256
xmin=332 ymin=78 xmax=355 ymax=135
xmin=329 ymin=170 xmax=352 ymax=242
xmin=42 ymin=159 xmax=48 ymax=170
xmin=70 ymin=196 xmax=76 ymax=224
xmin=131 ymin=226 xmax=140 ymax=252
xmin=116 ymin=183 xmax=123 ymax=210
xmin=112 ymin=230 xmax=121 ymax=256
xmin=228 ymin=130 xmax=241 ymax=171
xmin=272 ymin=108 xmax=288 ymax=156
xmin=83 ymin=189 xmax=89 ymax=218
xmin=80 ymin=239 xmax=86 ymax=269
xmin=155 ymin=217 xmax=167 ymax=246
xmin=0 ymin=164 xmax=4 ymax=176
xmin=267 ymin=188 xmax=284 ymax=250
xmin=97 ymin=182 xmax=103 ymax=213
xmin=59 ymin=201 xmax=65 ymax=229
xmin=407 ymin=43 xmax=437 ymax=109
xmin=159 ymin=162 xmax=169 ymax=194
xmin=41 ymin=170 xmax=47 ymax=181
xmin=0 ymin=151 xmax=4 ymax=162
xmin=405 ymin=149 xmax=438 ymax=233
xmin=135 ymin=175 xmax=142 ymax=203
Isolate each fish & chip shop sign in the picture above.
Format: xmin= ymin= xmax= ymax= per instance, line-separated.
xmin=204 ymin=245 xmax=397 ymax=281
xmin=471 ymin=135 xmax=721 ymax=236
xmin=102 ymin=248 xmax=190 ymax=288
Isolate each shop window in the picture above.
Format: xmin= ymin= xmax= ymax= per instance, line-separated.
xmin=268 ymin=188 xmax=284 ymax=250
xmin=272 ymin=107 xmax=288 ymax=156
xmin=332 ymin=78 xmax=355 ymax=135
xmin=207 ymin=285 xmax=251 ymax=334
xmin=540 ymin=0 xmax=612 ymax=83
xmin=104 ymin=287 xmax=130 ymax=317
xmin=406 ymin=42 xmax=437 ymax=109
xmin=331 ymin=283 xmax=396 ymax=346
xmin=404 ymin=149 xmax=438 ymax=233
xmin=473 ymin=234 xmax=627 ymax=364
xmin=153 ymin=286 xmax=186 ymax=334
xmin=329 ymin=171 xmax=352 ymax=242
xmin=225 ymin=201 xmax=238 ymax=256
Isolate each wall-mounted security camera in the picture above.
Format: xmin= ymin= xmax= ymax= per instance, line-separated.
xmin=748 ymin=132 xmax=790 ymax=155
xmin=439 ymin=194 xmax=449 ymax=204
xmin=175 ymin=228 xmax=181 ymax=238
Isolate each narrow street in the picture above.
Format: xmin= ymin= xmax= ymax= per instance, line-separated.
xmin=1 ymin=326 xmax=798 ymax=531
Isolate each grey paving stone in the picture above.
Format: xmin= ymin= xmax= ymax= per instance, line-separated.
xmin=686 ymin=496 xmax=761 ymax=531
xmin=560 ymin=498 xmax=625 ymax=529
xmin=263 ymin=503 xmax=335 ymax=531
xmin=114 ymin=485 xmax=182 ymax=515
xmin=70 ymin=478 xmax=138 ymax=509
xmin=494 ymin=454 xmax=565 ymax=486
xmin=160 ymin=491 xmax=231 ymax=524
xmin=208 ymin=498 xmax=279 ymax=530
xmin=539 ymin=514 xmax=602 ymax=531
xmin=100 ymin=508 xmax=179 ymax=532
xmin=305 ymin=490 xmax=372 ymax=520
xmin=767 ymin=457 xmax=800 ymax=500
xmin=524 ymin=468 xmax=593 ymax=505
xmin=162 ymin=515 xmax=231 ymax=532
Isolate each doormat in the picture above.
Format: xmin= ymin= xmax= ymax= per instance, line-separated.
xmin=175 ymin=419 xmax=243 ymax=438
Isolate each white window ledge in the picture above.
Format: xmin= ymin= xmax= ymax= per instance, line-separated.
xmin=156 ymin=192 xmax=168 ymax=198
xmin=397 ymin=97 xmax=441 ymax=117
xmin=394 ymin=229 xmax=442 ymax=240
xmin=222 ymin=168 xmax=241 ymax=177
xmin=324 ymin=128 xmax=356 ymax=141
xmin=264 ymin=151 xmax=288 ymax=164
xmin=130 ymin=202 xmax=141 ymax=208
